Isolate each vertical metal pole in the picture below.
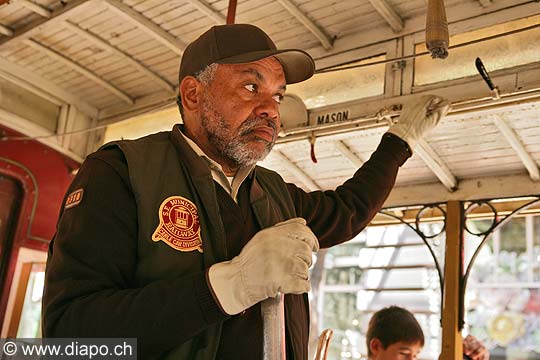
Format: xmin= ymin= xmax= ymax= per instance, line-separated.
xmin=439 ymin=201 xmax=463 ymax=360
xmin=226 ymin=0 xmax=237 ymax=24
xmin=261 ymin=294 xmax=286 ymax=360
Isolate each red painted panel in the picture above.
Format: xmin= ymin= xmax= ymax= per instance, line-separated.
xmin=0 ymin=124 xmax=80 ymax=246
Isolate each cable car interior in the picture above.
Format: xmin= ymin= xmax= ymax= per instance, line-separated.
xmin=0 ymin=0 xmax=539 ymax=358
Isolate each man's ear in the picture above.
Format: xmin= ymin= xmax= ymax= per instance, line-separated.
xmin=370 ymin=338 xmax=384 ymax=357
xmin=179 ymin=76 xmax=203 ymax=113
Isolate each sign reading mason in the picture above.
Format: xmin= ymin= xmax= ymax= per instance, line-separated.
xmin=316 ymin=110 xmax=350 ymax=125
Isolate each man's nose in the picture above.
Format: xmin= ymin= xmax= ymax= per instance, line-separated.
xmin=254 ymin=96 xmax=280 ymax=121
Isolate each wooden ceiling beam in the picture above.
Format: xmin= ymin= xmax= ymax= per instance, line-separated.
xmin=0 ymin=57 xmax=98 ymax=118
xmin=102 ymin=0 xmax=185 ymax=55
xmin=273 ymin=150 xmax=321 ymax=191
xmin=275 ymin=0 xmax=333 ymax=50
xmin=63 ymin=20 xmax=175 ymax=94
xmin=335 ymin=141 xmax=364 ymax=168
xmin=185 ymin=0 xmax=225 ymax=24
xmin=385 ymin=173 xmax=540 ymax=208
xmin=0 ymin=108 xmax=84 ymax=162
xmin=0 ymin=23 xmax=13 ymax=36
xmin=308 ymin=0 xmax=535 ymax=59
xmin=367 ymin=0 xmax=404 ymax=33
xmin=24 ymin=38 xmax=134 ymax=105
xmin=0 ymin=0 xmax=89 ymax=47
xmin=415 ymin=139 xmax=458 ymax=192
xmin=492 ymin=115 xmax=540 ymax=181
xmin=477 ymin=0 xmax=493 ymax=7
xmin=15 ymin=0 xmax=52 ymax=17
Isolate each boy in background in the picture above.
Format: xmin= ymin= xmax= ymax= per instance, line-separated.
xmin=366 ymin=306 xmax=489 ymax=360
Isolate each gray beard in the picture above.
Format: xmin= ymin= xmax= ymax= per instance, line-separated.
xmin=200 ymin=96 xmax=276 ymax=168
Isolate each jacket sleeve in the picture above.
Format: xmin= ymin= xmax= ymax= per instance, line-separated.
xmin=42 ymin=149 xmax=227 ymax=357
xmin=287 ymin=133 xmax=411 ymax=248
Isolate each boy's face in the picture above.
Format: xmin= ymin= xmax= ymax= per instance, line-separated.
xmin=370 ymin=339 xmax=423 ymax=360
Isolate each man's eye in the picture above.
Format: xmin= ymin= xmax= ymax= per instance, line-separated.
xmin=273 ymin=94 xmax=284 ymax=104
xmin=244 ymin=84 xmax=257 ymax=92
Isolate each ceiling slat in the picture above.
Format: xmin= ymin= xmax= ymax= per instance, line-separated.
xmin=273 ymin=150 xmax=321 ymax=191
xmin=0 ymin=23 xmax=13 ymax=36
xmin=0 ymin=0 xmax=89 ymax=47
xmin=24 ymin=38 xmax=134 ymax=105
xmin=477 ymin=0 xmax=493 ymax=7
xmin=275 ymin=0 xmax=333 ymax=50
xmin=185 ymin=0 xmax=225 ymax=24
xmin=102 ymin=0 xmax=185 ymax=55
xmin=63 ymin=20 xmax=175 ymax=94
xmin=335 ymin=141 xmax=364 ymax=168
xmin=415 ymin=139 xmax=458 ymax=192
xmin=367 ymin=0 xmax=404 ymax=32
xmin=0 ymin=57 xmax=98 ymax=118
xmin=15 ymin=0 xmax=52 ymax=17
xmin=492 ymin=115 xmax=540 ymax=181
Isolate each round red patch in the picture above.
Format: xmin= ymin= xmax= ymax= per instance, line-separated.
xmin=152 ymin=196 xmax=203 ymax=252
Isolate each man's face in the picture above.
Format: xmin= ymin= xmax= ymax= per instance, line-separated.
xmin=198 ymin=57 xmax=286 ymax=168
xmin=370 ymin=340 xmax=423 ymax=360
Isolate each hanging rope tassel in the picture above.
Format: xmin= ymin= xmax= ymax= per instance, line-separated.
xmin=425 ymin=0 xmax=449 ymax=59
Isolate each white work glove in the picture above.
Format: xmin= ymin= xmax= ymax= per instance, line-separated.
xmin=208 ymin=217 xmax=319 ymax=315
xmin=387 ymin=95 xmax=451 ymax=150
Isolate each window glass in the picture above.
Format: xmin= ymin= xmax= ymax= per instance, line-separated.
xmin=466 ymin=215 xmax=540 ymax=359
xmin=535 ymin=216 xmax=540 ymax=282
xmin=313 ymin=210 xmax=540 ymax=360
xmin=499 ymin=217 xmax=527 ymax=283
xmin=414 ymin=15 xmax=540 ymax=86
xmin=317 ymin=223 xmax=443 ymax=360
xmin=16 ymin=263 xmax=45 ymax=338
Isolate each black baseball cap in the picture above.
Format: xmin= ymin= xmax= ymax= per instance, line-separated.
xmin=179 ymin=24 xmax=315 ymax=85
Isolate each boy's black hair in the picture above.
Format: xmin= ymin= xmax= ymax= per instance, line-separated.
xmin=366 ymin=306 xmax=425 ymax=357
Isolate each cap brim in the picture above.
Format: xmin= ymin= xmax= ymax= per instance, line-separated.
xmin=216 ymin=49 xmax=315 ymax=84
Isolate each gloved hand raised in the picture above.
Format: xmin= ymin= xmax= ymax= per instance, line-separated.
xmin=387 ymin=95 xmax=451 ymax=150
xmin=207 ymin=218 xmax=319 ymax=315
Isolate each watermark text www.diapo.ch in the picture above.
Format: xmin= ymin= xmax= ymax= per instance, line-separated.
xmin=1 ymin=338 xmax=136 ymax=359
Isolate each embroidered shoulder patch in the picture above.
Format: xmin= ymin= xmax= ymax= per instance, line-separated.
xmin=152 ymin=196 xmax=203 ymax=253
xmin=64 ymin=188 xmax=84 ymax=209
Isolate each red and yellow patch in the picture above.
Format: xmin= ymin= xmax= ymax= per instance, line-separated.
xmin=64 ymin=188 xmax=84 ymax=209
xmin=152 ymin=196 xmax=203 ymax=252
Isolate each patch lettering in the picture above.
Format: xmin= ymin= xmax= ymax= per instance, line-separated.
xmin=64 ymin=188 xmax=84 ymax=209
xmin=152 ymin=196 xmax=203 ymax=252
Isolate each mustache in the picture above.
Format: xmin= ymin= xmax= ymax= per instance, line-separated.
xmin=238 ymin=117 xmax=278 ymax=137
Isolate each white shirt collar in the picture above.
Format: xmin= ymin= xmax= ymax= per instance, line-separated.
xmin=179 ymin=128 xmax=254 ymax=202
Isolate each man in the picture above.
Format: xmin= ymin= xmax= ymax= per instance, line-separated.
xmin=43 ymin=24 xmax=450 ymax=359
xmin=367 ymin=306 xmax=490 ymax=360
